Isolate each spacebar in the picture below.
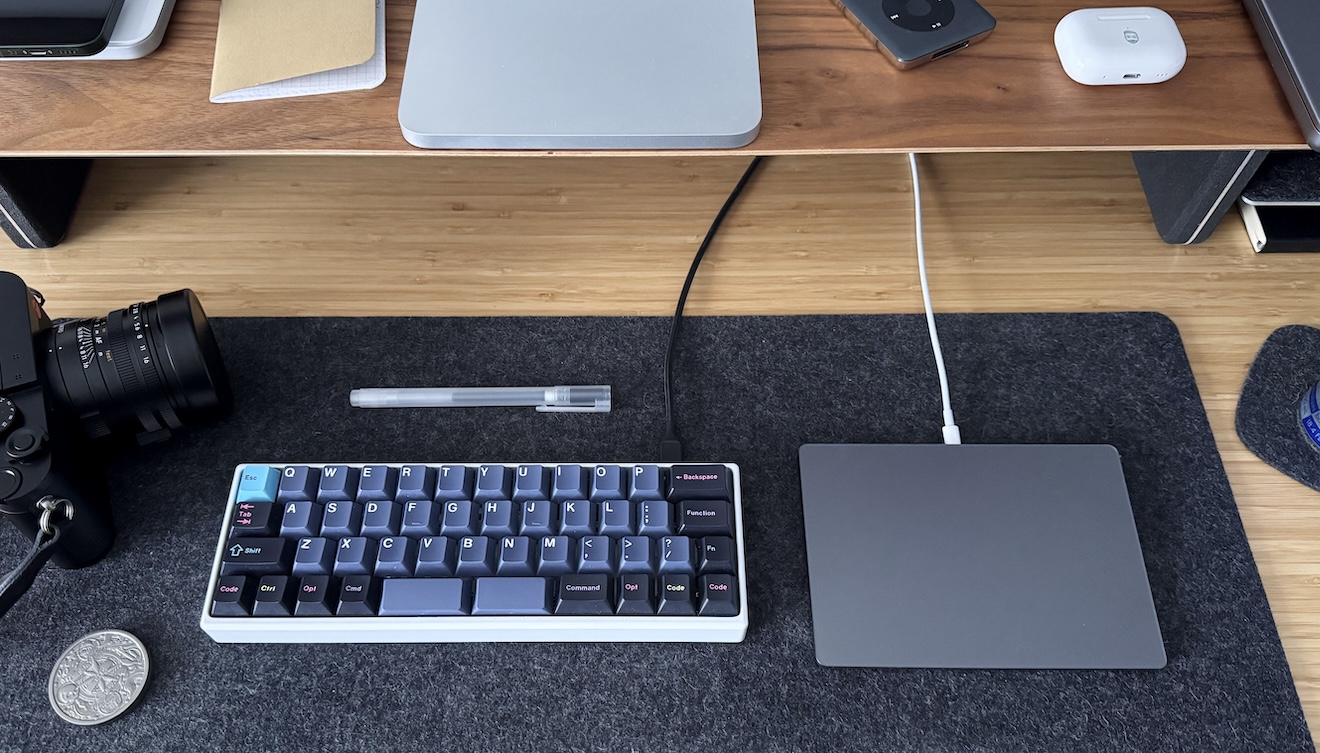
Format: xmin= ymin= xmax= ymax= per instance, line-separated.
xmin=379 ymin=578 xmax=469 ymax=616
xmin=472 ymin=577 xmax=552 ymax=615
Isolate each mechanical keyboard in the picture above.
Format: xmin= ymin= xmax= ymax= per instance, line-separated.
xmin=200 ymin=462 xmax=748 ymax=643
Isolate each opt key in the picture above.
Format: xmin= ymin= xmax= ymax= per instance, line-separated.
xmin=237 ymin=465 xmax=281 ymax=503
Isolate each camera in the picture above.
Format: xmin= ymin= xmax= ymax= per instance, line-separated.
xmin=0 ymin=271 xmax=232 ymax=570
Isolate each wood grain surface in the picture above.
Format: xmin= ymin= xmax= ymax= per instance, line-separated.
xmin=4 ymin=153 xmax=1319 ymax=747
xmin=0 ymin=0 xmax=1306 ymax=155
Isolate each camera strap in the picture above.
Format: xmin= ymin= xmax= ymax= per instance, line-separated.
xmin=0 ymin=497 xmax=74 ymax=620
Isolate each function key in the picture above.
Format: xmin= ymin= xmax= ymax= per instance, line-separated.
xmin=356 ymin=465 xmax=397 ymax=503
xmin=590 ymin=465 xmax=626 ymax=501
xmin=551 ymin=465 xmax=588 ymax=501
xmin=513 ymin=465 xmax=551 ymax=502
xmin=236 ymin=465 xmax=280 ymax=503
xmin=435 ymin=465 xmax=474 ymax=501
xmin=677 ymin=500 xmax=731 ymax=537
xmin=555 ymin=574 xmax=612 ymax=615
xmin=699 ymin=574 xmax=739 ymax=616
xmin=667 ymin=464 xmax=732 ymax=502
xmin=317 ymin=465 xmax=359 ymax=502
xmin=277 ymin=465 xmax=320 ymax=501
xmin=211 ymin=575 xmax=254 ymax=617
xmin=474 ymin=465 xmax=512 ymax=502
xmin=396 ymin=465 xmax=435 ymax=502
xmin=699 ymin=536 xmax=737 ymax=574
xmin=629 ymin=465 xmax=665 ymax=501
xmin=230 ymin=501 xmax=280 ymax=537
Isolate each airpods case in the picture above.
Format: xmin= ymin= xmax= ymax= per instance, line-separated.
xmin=1054 ymin=7 xmax=1186 ymax=85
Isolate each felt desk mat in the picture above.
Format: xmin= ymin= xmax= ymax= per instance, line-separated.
xmin=0 ymin=314 xmax=1311 ymax=753
xmin=1237 ymin=325 xmax=1320 ymax=490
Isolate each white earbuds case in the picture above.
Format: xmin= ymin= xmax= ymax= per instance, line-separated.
xmin=1054 ymin=7 xmax=1186 ymax=85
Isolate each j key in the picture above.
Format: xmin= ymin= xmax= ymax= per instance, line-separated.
xmin=699 ymin=574 xmax=739 ymax=616
xmin=211 ymin=575 xmax=254 ymax=617
xmin=658 ymin=536 xmax=695 ymax=574
xmin=619 ymin=536 xmax=654 ymax=574
xmin=379 ymin=578 xmax=468 ymax=616
xmin=320 ymin=501 xmax=363 ymax=538
xmin=236 ymin=465 xmax=280 ymax=503
xmin=678 ymin=500 xmax=732 ymax=537
xmin=279 ymin=500 xmax=323 ymax=539
xmin=415 ymin=536 xmax=457 ymax=576
xmin=578 ymin=536 xmax=613 ymax=574
xmin=497 ymin=536 xmax=535 ymax=576
xmin=512 ymin=465 xmax=550 ymax=502
xmin=456 ymin=536 xmax=497 ymax=576
xmin=699 ymin=536 xmax=737 ymax=574
xmin=473 ymin=577 xmax=552 ymax=615
xmin=480 ymin=501 xmax=517 ymax=537
xmin=360 ymin=500 xmax=402 ymax=538
xmin=551 ymin=465 xmax=588 ymax=501
xmin=474 ymin=465 xmax=512 ymax=502
xmin=221 ymin=537 xmax=292 ymax=576
xmin=658 ymin=574 xmax=695 ymax=615
xmin=230 ymin=502 xmax=278 ymax=537
xmin=440 ymin=500 xmax=478 ymax=536
xmin=637 ymin=501 xmax=673 ymax=536
xmin=337 ymin=575 xmax=380 ymax=616
xmin=558 ymin=501 xmax=593 ymax=535
xmin=667 ymin=464 xmax=732 ymax=502
xmin=616 ymin=573 xmax=654 ymax=614
xmin=537 ymin=536 xmax=573 ymax=575
xmin=334 ymin=537 xmax=377 ymax=576
xmin=435 ymin=465 xmax=474 ymax=501
xmin=629 ymin=465 xmax=665 ymax=501
xmin=293 ymin=537 xmax=335 ymax=576
xmin=317 ymin=465 xmax=359 ymax=502
xmin=295 ymin=575 xmax=338 ymax=617
xmin=277 ymin=465 xmax=320 ymax=501
xmin=395 ymin=465 xmax=435 ymax=501
xmin=252 ymin=575 xmax=295 ymax=616
xmin=519 ymin=501 xmax=555 ymax=536
xmin=597 ymin=500 xmax=634 ymax=537
xmin=555 ymin=574 xmax=612 ymax=615
xmin=590 ymin=465 xmax=626 ymax=501
xmin=356 ymin=465 xmax=397 ymax=503
xmin=400 ymin=500 xmax=441 ymax=536
xmin=374 ymin=536 xmax=417 ymax=577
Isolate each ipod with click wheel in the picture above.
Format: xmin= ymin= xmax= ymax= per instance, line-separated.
xmin=833 ymin=0 xmax=996 ymax=69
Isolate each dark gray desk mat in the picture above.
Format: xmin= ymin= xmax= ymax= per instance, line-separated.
xmin=1237 ymin=325 xmax=1320 ymax=490
xmin=0 ymin=314 xmax=1311 ymax=753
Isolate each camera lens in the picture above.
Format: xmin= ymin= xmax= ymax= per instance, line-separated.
xmin=41 ymin=290 xmax=232 ymax=444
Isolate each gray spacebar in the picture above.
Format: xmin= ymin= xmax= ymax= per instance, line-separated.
xmin=472 ymin=577 xmax=552 ymax=615
xmin=379 ymin=578 xmax=468 ymax=616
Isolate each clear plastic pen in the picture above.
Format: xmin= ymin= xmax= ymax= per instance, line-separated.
xmin=349 ymin=385 xmax=611 ymax=413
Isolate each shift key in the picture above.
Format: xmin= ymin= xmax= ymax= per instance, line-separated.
xmin=220 ymin=537 xmax=292 ymax=576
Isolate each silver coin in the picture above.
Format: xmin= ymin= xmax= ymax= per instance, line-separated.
xmin=48 ymin=629 xmax=150 ymax=726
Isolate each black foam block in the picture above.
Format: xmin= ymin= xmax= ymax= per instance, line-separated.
xmin=0 ymin=314 xmax=1311 ymax=752
xmin=1133 ymin=150 xmax=1268 ymax=243
xmin=1237 ymin=325 xmax=1320 ymax=490
xmin=0 ymin=159 xmax=91 ymax=249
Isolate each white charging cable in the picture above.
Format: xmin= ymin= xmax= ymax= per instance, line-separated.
xmin=908 ymin=153 xmax=961 ymax=445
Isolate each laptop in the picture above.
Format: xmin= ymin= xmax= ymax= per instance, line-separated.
xmin=1243 ymin=0 xmax=1320 ymax=151
xmin=398 ymin=0 xmax=763 ymax=149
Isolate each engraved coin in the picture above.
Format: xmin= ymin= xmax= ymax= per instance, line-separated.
xmin=48 ymin=630 xmax=150 ymax=726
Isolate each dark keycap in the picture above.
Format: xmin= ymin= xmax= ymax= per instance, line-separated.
xmin=667 ymin=464 xmax=732 ymax=502
xmin=333 ymin=536 xmax=376 ymax=576
xmin=374 ymin=536 xmax=417 ymax=577
xmin=629 ymin=465 xmax=665 ymax=501
xmin=699 ymin=536 xmax=737 ymax=574
xmin=474 ymin=465 xmax=512 ymax=502
xmin=658 ymin=574 xmax=695 ymax=615
xmin=220 ymin=537 xmax=292 ymax=576
xmin=456 ymin=536 xmax=497 ymax=576
xmin=317 ymin=465 xmax=359 ymax=502
xmin=555 ymin=574 xmax=613 ymax=615
xmin=590 ymin=465 xmax=626 ymax=501
xmin=435 ymin=465 xmax=474 ymax=501
xmin=658 ymin=536 xmax=695 ymax=574
xmin=637 ymin=501 xmax=673 ymax=536
xmin=519 ymin=500 xmax=555 ymax=537
xmin=480 ymin=500 xmax=517 ymax=537
xmin=699 ymin=574 xmax=739 ymax=616
xmin=396 ymin=465 xmax=435 ymax=501
xmin=319 ymin=500 xmax=362 ymax=538
xmin=230 ymin=502 xmax=279 ymax=537
xmin=360 ymin=500 xmax=402 ymax=538
xmin=678 ymin=500 xmax=732 ymax=536
xmin=379 ymin=578 xmax=469 ymax=616
xmin=537 ymin=536 xmax=573 ymax=575
xmin=279 ymin=500 xmax=323 ymax=539
xmin=497 ymin=536 xmax=535 ymax=575
xmin=473 ymin=577 xmax=552 ymax=615
xmin=211 ymin=575 xmax=254 ymax=616
xmin=356 ymin=465 xmax=397 ymax=503
xmin=597 ymin=500 xmax=634 ymax=537
xmin=277 ymin=465 xmax=320 ymax=501
xmin=578 ymin=535 xmax=613 ymax=574
xmin=400 ymin=500 xmax=441 ymax=536
xmin=616 ymin=573 xmax=654 ymax=614
xmin=252 ymin=575 xmax=295 ymax=616
xmin=337 ymin=575 xmax=380 ymax=616
xmin=558 ymin=500 xmax=592 ymax=536
xmin=512 ymin=465 xmax=550 ymax=502
xmin=619 ymin=536 xmax=654 ymax=574
xmin=415 ymin=536 xmax=457 ymax=577
xmin=292 ymin=537 xmax=335 ymax=576
xmin=295 ymin=575 xmax=338 ymax=616
xmin=440 ymin=500 xmax=478 ymax=536
xmin=551 ymin=465 xmax=588 ymax=501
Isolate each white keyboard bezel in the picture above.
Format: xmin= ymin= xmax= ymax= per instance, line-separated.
xmin=200 ymin=462 xmax=749 ymax=643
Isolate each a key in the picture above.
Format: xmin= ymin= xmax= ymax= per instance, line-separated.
xmin=414 ymin=536 xmax=457 ymax=577
xmin=619 ymin=536 xmax=654 ymax=574
xmin=456 ymin=536 xmax=497 ymax=576
xmin=597 ymin=500 xmax=634 ymax=537
xmin=211 ymin=575 xmax=254 ymax=617
xmin=230 ymin=501 xmax=279 ymax=537
xmin=555 ymin=574 xmax=612 ymax=615
xmin=480 ymin=500 xmax=517 ymax=537
xmin=551 ymin=465 xmax=588 ymax=501
xmin=295 ymin=575 xmax=338 ymax=616
xmin=637 ymin=501 xmax=673 ymax=536
xmin=319 ymin=500 xmax=362 ymax=538
xmin=473 ymin=577 xmax=551 ymax=615
xmin=590 ymin=465 xmax=626 ymax=501
xmin=520 ymin=500 xmax=554 ymax=537
xmin=678 ymin=500 xmax=732 ymax=536
xmin=337 ymin=575 xmax=379 ymax=616
xmin=374 ymin=536 xmax=417 ymax=577
xmin=497 ymin=536 xmax=535 ymax=576
xmin=512 ymin=465 xmax=550 ymax=501
xmin=440 ymin=500 xmax=478 ymax=536
xmin=236 ymin=465 xmax=280 ymax=503
xmin=356 ymin=465 xmax=397 ymax=503
xmin=699 ymin=574 xmax=739 ymax=616
xmin=658 ymin=536 xmax=695 ymax=574
xmin=577 ymin=535 xmax=613 ymax=574
xmin=220 ymin=537 xmax=292 ymax=576
xmin=537 ymin=536 xmax=573 ymax=575
xmin=629 ymin=465 xmax=665 ymax=501
xmin=667 ymin=464 xmax=732 ymax=501
xmin=435 ymin=465 xmax=474 ymax=501
xmin=474 ymin=465 xmax=512 ymax=502
xmin=400 ymin=500 xmax=441 ymax=536
xmin=699 ymin=536 xmax=737 ymax=574
xmin=360 ymin=500 xmax=402 ymax=538
xmin=292 ymin=537 xmax=335 ymax=576
xmin=616 ymin=573 xmax=654 ymax=614
xmin=279 ymin=500 xmax=323 ymax=539
xmin=558 ymin=500 xmax=592 ymax=536
xmin=277 ymin=465 xmax=320 ymax=501
xmin=317 ymin=465 xmax=359 ymax=502
xmin=395 ymin=465 xmax=435 ymax=501
xmin=333 ymin=537 xmax=376 ymax=576
xmin=658 ymin=574 xmax=695 ymax=614
xmin=379 ymin=578 xmax=469 ymax=616
xmin=252 ymin=575 xmax=295 ymax=616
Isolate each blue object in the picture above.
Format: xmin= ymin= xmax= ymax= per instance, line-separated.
xmin=236 ymin=465 xmax=280 ymax=503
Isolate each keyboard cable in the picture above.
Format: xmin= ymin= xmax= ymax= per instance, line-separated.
xmin=908 ymin=152 xmax=962 ymax=445
xmin=660 ymin=155 xmax=765 ymax=462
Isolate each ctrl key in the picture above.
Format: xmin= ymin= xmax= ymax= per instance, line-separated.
xmin=211 ymin=575 xmax=254 ymax=616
